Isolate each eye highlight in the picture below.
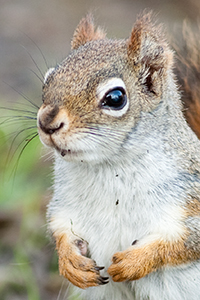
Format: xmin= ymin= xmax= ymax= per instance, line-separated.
xmin=101 ymin=87 xmax=127 ymax=110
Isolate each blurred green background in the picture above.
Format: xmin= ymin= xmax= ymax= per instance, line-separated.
xmin=0 ymin=0 xmax=200 ymax=299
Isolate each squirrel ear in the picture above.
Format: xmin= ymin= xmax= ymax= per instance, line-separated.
xmin=71 ymin=14 xmax=106 ymax=50
xmin=127 ymin=12 xmax=173 ymax=95
xmin=127 ymin=12 xmax=173 ymax=72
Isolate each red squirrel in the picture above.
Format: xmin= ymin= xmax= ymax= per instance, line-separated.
xmin=37 ymin=13 xmax=200 ymax=300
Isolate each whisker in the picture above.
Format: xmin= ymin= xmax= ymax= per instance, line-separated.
xmin=63 ymin=283 xmax=71 ymax=300
xmin=21 ymin=45 xmax=44 ymax=80
xmin=28 ymin=68 xmax=44 ymax=84
xmin=0 ymin=106 xmax=37 ymax=115
xmin=10 ymin=103 xmax=39 ymax=113
xmin=41 ymin=148 xmax=54 ymax=162
xmin=85 ymin=126 xmax=127 ymax=139
xmin=21 ymin=32 xmax=49 ymax=69
xmin=0 ymin=116 xmax=37 ymax=125
xmin=0 ymin=126 xmax=37 ymax=144
xmin=81 ymin=132 xmax=118 ymax=150
xmin=6 ymin=127 xmax=38 ymax=164
xmin=11 ymin=132 xmax=38 ymax=179
xmin=56 ymin=279 xmax=66 ymax=300
xmin=1 ymin=80 xmax=39 ymax=109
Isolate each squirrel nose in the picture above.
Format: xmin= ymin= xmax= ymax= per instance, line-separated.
xmin=38 ymin=119 xmax=64 ymax=135
xmin=37 ymin=104 xmax=68 ymax=135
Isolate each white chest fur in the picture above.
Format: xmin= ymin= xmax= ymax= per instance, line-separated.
xmin=47 ymin=134 xmax=200 ymax=300
xmin=49 ymin=138 xmax=186 ymax=266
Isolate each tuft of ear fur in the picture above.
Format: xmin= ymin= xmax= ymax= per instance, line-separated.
xmin=127 ymin=12 xmax=172 ymax=69
xmin=71 ymin=14 xmax=106 ymax=50
xmin=127 ymin=12 xmax=173 ymax=95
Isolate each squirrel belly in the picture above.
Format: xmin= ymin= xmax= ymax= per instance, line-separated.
xmin=37 ymin=13 xmax=200 ymax=300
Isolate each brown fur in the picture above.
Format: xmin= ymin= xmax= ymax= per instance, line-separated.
xmin=175 ymin=20 xmax=200 ymax=139
xmin=55 ymin=233 xmax=106 ymax=289
xmin=127 ymin=13 xmax=173 ymax=72
xmin=71 ymin=14 xmax=106 ymax=50
xmin=40 ymin=13 xmax=174 ymax=139
xmin=186 ymin=197 xmax=200 ymax=217
xmin=107 ymin=235 xmax=200 ymax=282
xmin=108 ymin=195 xmax=200 ymax=282
xmin=126 ymin=13 xmax=174 ymax=99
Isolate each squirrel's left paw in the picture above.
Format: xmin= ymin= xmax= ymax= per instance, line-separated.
xmin=55 ymin=233 xmax=109 ymax=289
xmin=107 ymin=246 xmax=155 ymax=282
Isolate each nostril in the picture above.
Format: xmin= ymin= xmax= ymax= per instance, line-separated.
xmin=57 ymin=122 xmax=64 ymax=131
xmin=47 ymin=122 xmax=64 ymax=134
xmin=39 ymin=119 xmax=65 ymax=135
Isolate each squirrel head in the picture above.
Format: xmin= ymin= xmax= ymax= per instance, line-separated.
xmin=37 ymin=13 xmax=174 ymax=163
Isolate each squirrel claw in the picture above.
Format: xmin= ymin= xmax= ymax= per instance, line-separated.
xmin=59 ymin=254 xmax=106 ymax=288
xmin=98 ymin=276 xmax=109 ymax=285
xmin=94 ymin=266 xmax=105 ymax=271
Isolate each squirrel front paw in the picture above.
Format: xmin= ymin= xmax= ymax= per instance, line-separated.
xmin=107 ymin=234 xmax=200 ymax=282
xmin=55 ymin=233 xmax=109 ymax=289
xmin=107 ymin=244 xmax=157 ymax=282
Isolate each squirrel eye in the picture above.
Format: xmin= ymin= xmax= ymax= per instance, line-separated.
xmin=101 ymin=88 xmax=127 ymax=110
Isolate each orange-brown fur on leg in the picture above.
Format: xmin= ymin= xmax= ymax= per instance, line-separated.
xmin=55 ymin=233 xmax=108 ymax=289
xmin=108 ymin=234 xmax=200 ymax=282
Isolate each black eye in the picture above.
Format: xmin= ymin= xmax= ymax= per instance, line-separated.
xmin=101 ymin=87 xmax=127 ymax=110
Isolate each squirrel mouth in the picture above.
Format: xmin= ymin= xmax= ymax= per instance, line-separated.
xmin=54 ymin=144 xmax=73 ymax=157
xmin=60 ymin=149 xmax=69 ymax=157
xmin=57 ymin=147 xmax=83 ymax=158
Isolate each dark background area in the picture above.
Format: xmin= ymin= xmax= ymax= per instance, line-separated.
xmin=0 ymin=0 xmax=200 ymax=299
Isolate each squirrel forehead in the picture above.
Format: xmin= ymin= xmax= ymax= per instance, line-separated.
xmin=63 ymin=39 xmax=127 ymax=72
xmin=43 ymin=39 xmax=128 ymax=99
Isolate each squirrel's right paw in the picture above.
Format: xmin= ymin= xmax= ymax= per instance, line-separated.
xmin=55 ymin=234 xmax=109 ymax=289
